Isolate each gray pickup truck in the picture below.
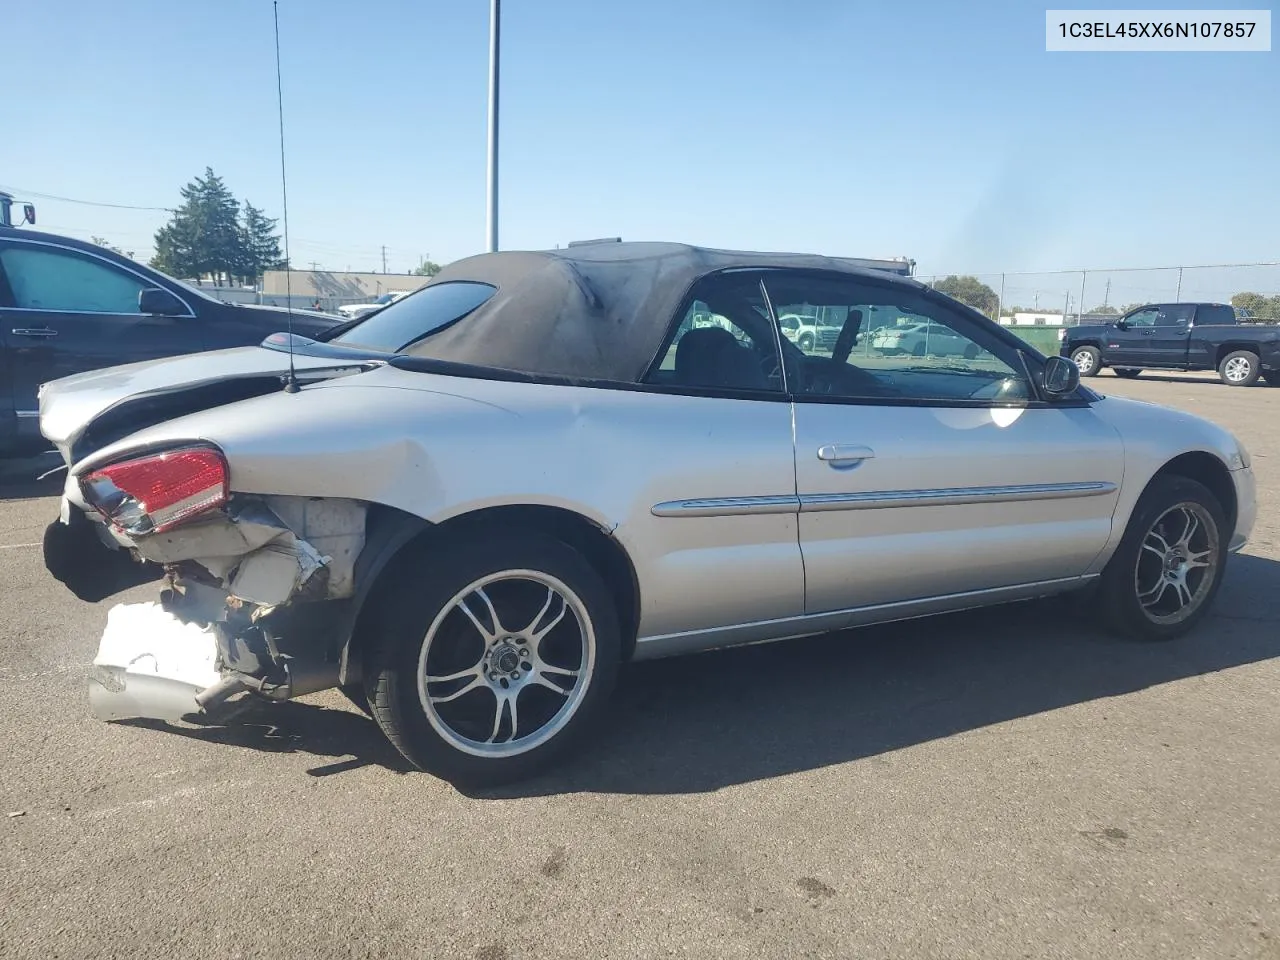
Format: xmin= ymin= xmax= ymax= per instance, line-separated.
xmin=1061 ymin=302 xmax=1280 ymax=386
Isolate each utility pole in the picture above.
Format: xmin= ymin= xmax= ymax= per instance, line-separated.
xmin=486 ymin=0 xmax=501 ymax=252
xmin=309 ymin=260 xmax=319 ymax=272
xmin=381 ymin=245 xmax=387 ymax=274
xmin=1103 ymin=277 xmax=1111 ymax=308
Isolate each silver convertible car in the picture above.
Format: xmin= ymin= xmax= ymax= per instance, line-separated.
xmin=39 ymin=241 xmax=1257 ymax=785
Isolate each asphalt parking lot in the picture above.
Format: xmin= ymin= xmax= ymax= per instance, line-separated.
xmin=2 ymin=370 xmax=1277 ymax=960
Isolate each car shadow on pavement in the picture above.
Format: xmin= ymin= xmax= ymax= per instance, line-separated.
xmin=1099 ymin=371 xmax=1226 ymax=387
xmin=120 ymin=701 xmax=417 ymax=777
xmin=103 ymin=553 xmax=1280 ymax=792
xmin=473 ymin=552 xmax=1280 ymax=799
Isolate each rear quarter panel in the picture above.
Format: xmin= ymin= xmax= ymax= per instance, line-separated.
xmin=72 ymin=366 xmax=806 ymax=639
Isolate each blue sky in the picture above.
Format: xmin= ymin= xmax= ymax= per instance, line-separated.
xmin=3 ymin=0 xmax=1276 ymax=287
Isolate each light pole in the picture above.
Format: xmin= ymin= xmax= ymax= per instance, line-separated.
xmin=486 ymin=0 xmax=500 ymax=252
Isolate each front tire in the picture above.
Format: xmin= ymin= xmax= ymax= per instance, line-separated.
xmin=364 ymin=532 xmax=621 ymax=787
xmin=798 ymin=334 xmax=814 ymax=352
xmin=1071 ymin=345 xmax=1101 ymax=377
xmin=1218 ymin=350 xmax=1260 ymax=386
xmin=1097 ymin=475 xmax=1228 ymax=641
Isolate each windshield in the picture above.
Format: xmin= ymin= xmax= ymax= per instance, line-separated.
xmin=333 ymin=281 xmax=497 ymax=353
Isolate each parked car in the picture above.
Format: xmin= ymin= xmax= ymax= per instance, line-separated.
xmin=779 ymin=313 xmax=841 ymax=353
xmin=870 ymin=319 xmax=980 ymax=358
xmin=1062 ymin=302 xmax=1280 ymax=386
xmin=39 ymin=241 xmax=1255 ymax=786
xmin=337 ymin=290 xmax=411 ymax=320
xmin=0 ymin=226 xmax=340 ymax=456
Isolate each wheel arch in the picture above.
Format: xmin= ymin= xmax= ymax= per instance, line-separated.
xmin=339 ymin=502 xmax=642 ymax=684
xmin=1215 ymin=342 xmax=1261 ymax=365
xmin=1148 ymin=451 xmax=1238 ymax=532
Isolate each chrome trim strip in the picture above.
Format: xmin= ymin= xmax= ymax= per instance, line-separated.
xmin=651 ymin=494 xmax=800 ymax=518
xmin=0 ymin=237 xmax=198 ymax=318
xmin=632 ymin=575 xmax=1098 ymax=661
xmin=15 ymin=410 xmax=40 ymax=419
xmin=652 ymin=481 xmax=1116 ymax=518
xmin=798 ymin=480 xmax=1117 ymax=512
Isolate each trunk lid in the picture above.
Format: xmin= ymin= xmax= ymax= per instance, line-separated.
xmin=39 ymin=342 xmax=380 ymax=465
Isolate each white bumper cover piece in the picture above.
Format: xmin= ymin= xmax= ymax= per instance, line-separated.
xmin=89 ymin=602 xmax=222 ymax=722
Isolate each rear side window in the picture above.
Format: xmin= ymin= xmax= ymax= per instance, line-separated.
xmin=333 ymin=281 xmax=496 ymax=352
xmin=1196 ymin=305 xmax=1235 ymax=325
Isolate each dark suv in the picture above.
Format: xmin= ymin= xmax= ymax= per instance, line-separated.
xmin=0 ymin=227 xmax=340 ymax=455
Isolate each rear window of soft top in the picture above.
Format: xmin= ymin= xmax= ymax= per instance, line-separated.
xmin=333 ymin=281 xmax=496 ymax=353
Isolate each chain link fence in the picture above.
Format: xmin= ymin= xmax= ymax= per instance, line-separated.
xmin=915 ymin=261 xmax=1280 ymax=324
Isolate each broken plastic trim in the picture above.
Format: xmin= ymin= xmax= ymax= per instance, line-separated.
xmin=88 ymin=601 xmax=343 ymax=723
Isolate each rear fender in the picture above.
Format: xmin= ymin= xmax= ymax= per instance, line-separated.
xmin=335 ymin=505 xmax=432 ymax=685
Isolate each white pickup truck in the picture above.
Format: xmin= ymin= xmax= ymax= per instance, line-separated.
xmin=337 ymin=290 xmax=411 ymax=320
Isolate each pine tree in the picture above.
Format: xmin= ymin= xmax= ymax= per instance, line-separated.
xmin=237 ymin=202 xmax=284 ymax=281
xmin=151 ymin=167 xmax=242 ymax=283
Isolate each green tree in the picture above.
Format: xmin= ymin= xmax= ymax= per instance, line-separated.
xmin=412 ymin=259 xmax=442 ymax=278
xmin=90 ymin=236 xmax=135 ymax=259
xmin=151 ymin=167 xmax=242 ymax=283
xmin=236 ymin=201 xmax=285 ymax=281
xmin=1087 ymin=304 xmax=1119 ymax=315
xmin=1231 ymin=292 xmax=1280 ymax=320
xmin=932 ymin=275 xmax=999 ymax=318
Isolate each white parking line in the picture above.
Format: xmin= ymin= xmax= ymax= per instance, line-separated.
xmin=0 ymin=543 xmax=41 ymax=550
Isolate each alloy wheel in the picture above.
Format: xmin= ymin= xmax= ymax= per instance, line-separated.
xmin=1133 ymin=502 xmax=1220 ymax=626
xmin=416 ymin=570 xmax=596 ymax=758
xmin=1223 ymin=357 xmax=1252 ymax=383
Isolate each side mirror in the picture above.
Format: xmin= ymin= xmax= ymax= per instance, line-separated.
xmin=1042 ymin=355 xmax=1080 ymax=399
xmin=139 ymin=287 xmax=185 ymax=316
xmin=1114 ymin=319 xmax=1128 ymax=330
xmin=22 ymin=204 xmax=35 ymax=225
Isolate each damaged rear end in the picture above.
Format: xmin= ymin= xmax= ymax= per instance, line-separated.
xmin=74 ymin=441 xmax=369 ymax=723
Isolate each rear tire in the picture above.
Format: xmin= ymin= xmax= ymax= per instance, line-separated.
xmin=363 ymin=532 xmax=621 ymax=787
xmin=1113 ymin=368 xmax=1142 ymax=379
xmin=1070 ymin=345 xmax=1101 ymax=377
xmin=1218 ymin=350 xmax=1260 ymax=386
xmin=1097 ymin=475 xmax=1228 ymax=641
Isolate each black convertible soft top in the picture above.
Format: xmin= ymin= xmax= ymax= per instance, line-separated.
xmin=389 ymin=242 xmax=920 ymax=383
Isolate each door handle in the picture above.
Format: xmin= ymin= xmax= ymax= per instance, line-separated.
xmin=817 ymin=444 xmax=875 ymax=464
xmin=11 ymin=328 xmax=58 ymax=338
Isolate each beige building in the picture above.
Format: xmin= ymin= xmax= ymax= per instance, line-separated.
xmin=260 ymin=270 xmax=432 ymax=309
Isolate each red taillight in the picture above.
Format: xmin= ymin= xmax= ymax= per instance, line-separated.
xmin=80 ymin=446 xmax=229 ymax=536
